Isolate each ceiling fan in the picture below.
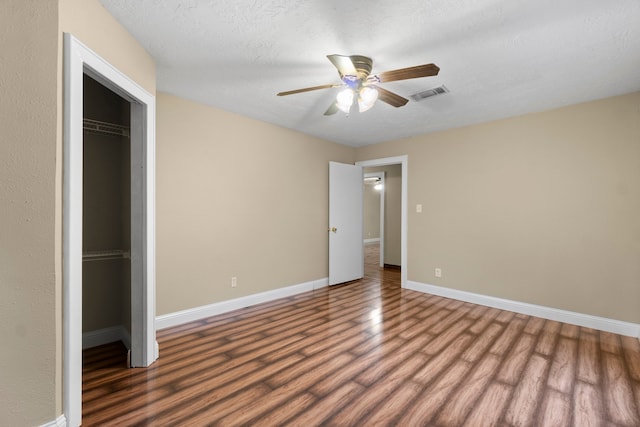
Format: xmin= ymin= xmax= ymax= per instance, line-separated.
xmin=277 ymin=54 xmax=440 ymax=115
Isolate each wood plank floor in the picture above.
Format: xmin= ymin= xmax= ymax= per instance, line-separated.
xmin=83 ymin=244 xmax=640 ymax=426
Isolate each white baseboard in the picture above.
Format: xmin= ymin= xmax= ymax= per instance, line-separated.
xmin=82 ymin=325 xmax=132 ymax=350
xmin=407 ymin=281 xmax=640 ymax=338
xmin=39 ymin=414 xmax=66 ymax=427
xmin=156 ymin=277 xmax=329 ymax=330
xmin=364 ymin=238 xmax=380 ymax=244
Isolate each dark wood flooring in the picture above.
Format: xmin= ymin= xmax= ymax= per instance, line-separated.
xmin=82 ymin=243 xmax=640 ymax=426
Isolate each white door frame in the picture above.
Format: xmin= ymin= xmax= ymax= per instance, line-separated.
xmin=63 ymin=33 xmax=157 ymax=427
xmin=364 ymin=171 xmax=385 ymax=267
xmin=356 ymin=156 xmax=407 ymax=288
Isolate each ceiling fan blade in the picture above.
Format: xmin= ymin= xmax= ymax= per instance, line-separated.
xmin=374 ymin=86 xmax=409 ymax=107
xmin=277 ymin=84 xmax=338 ymax=96
xmin=324 ymin=103 xmax=339 ymax=116
xmin=327 ymin=54 xmax=357 ymax=78
xmin=327 ymin=54 xmax=374 ymax=81
xmin=349 ymin=55 xmax=374 ymax=80
xmin=376 ymin=63 xmax=440 ymax=83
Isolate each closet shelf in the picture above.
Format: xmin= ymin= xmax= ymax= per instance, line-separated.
xmin=82 ymin=249 xmax=130 ymax=262
xmin=83 ymin=118 xmax=130 ymax=138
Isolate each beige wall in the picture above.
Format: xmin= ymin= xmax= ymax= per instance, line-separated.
xmin=357 ymin=92 xmax=640 ymax=323
xmin=58 ymin=0 xmax=156 ymax=94
xmin=55 ymin=0 xmax=155 ymax=422
xmin=383 ymin=165 xmax=402 ymax=266
xmin=363 ymin=181 xmax=381 ymax=240
xmin=0 ymin=1 xmax=60 ymax=425
xmin=156 ymin=93 xmax=355 ymax=314
xmin=0 ymin=0 xmax=156 ymax=425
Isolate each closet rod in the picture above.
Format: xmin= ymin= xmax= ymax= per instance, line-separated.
xmin=82 ymin=249 xmax=130 ymax=262
xmin=83 ymin=118 xmax=130 ymax=138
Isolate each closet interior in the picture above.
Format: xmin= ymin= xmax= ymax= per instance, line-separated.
xmin=82 ymin=75 xmax=132 ymax=352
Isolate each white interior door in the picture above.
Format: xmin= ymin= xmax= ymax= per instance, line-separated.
xmin=329 ymin=161 xmax=363 ymax=285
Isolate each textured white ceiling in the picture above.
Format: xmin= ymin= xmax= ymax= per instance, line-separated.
xmin=100 ymin=0 xmax=640 ymax=147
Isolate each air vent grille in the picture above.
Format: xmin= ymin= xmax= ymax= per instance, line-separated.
xmin=410 ymin=85 xmax=449 ymax=102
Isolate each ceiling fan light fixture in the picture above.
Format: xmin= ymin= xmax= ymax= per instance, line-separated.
xmin=358 ymin=86 xmax=379 ymax=112
xmin=277 ymin=54 xmax=440 ymax=117
xmin=336 ymin=88 xmax=354 ymax=113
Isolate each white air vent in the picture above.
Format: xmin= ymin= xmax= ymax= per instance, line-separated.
xmin=410 ymin=85 xmax=449 ymax=102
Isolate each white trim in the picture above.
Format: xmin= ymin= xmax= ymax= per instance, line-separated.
xmin=39 ymin=414 xmax=67 ymax=427
xmin=63 ymin=33 xmax=157 ymax=427
xmin=407 ymin=280 xmax=640 ymax=338
xmin=378 ymin=173 xmax=385 ymax=268
xmin=364 ymin=238 xmax=380 ymax=244
xmin=63 ymin=33 xmax=83 ymax=427
xmin=82 ymin=325 xmax=132 ymax=350
xmin=156 ymin=278 xmax=329 ymax=330
xmin=356 ymin=156 xmax=408 ymax=288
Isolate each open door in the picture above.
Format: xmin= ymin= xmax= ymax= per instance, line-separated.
xmin=329 ymin=161 xmax=363 ymax=285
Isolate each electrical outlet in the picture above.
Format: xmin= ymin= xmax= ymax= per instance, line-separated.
xmin=435 ymin=268 xmax=442 ymax=278
xmin=231 ymin=276 xmax=237 ymax=288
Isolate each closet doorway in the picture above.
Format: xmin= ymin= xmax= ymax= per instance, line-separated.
xmin=82 ymin=75 xmax=133 ymax=353
xmin=63 ymin=33 xmax=157 ymax=427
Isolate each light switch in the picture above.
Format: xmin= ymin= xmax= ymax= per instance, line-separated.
xmin=416 ymin=204 xmax=423 ymax=213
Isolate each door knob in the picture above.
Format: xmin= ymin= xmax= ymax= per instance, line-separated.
xmin=328 ymin=227 xmax=337 ymax=233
